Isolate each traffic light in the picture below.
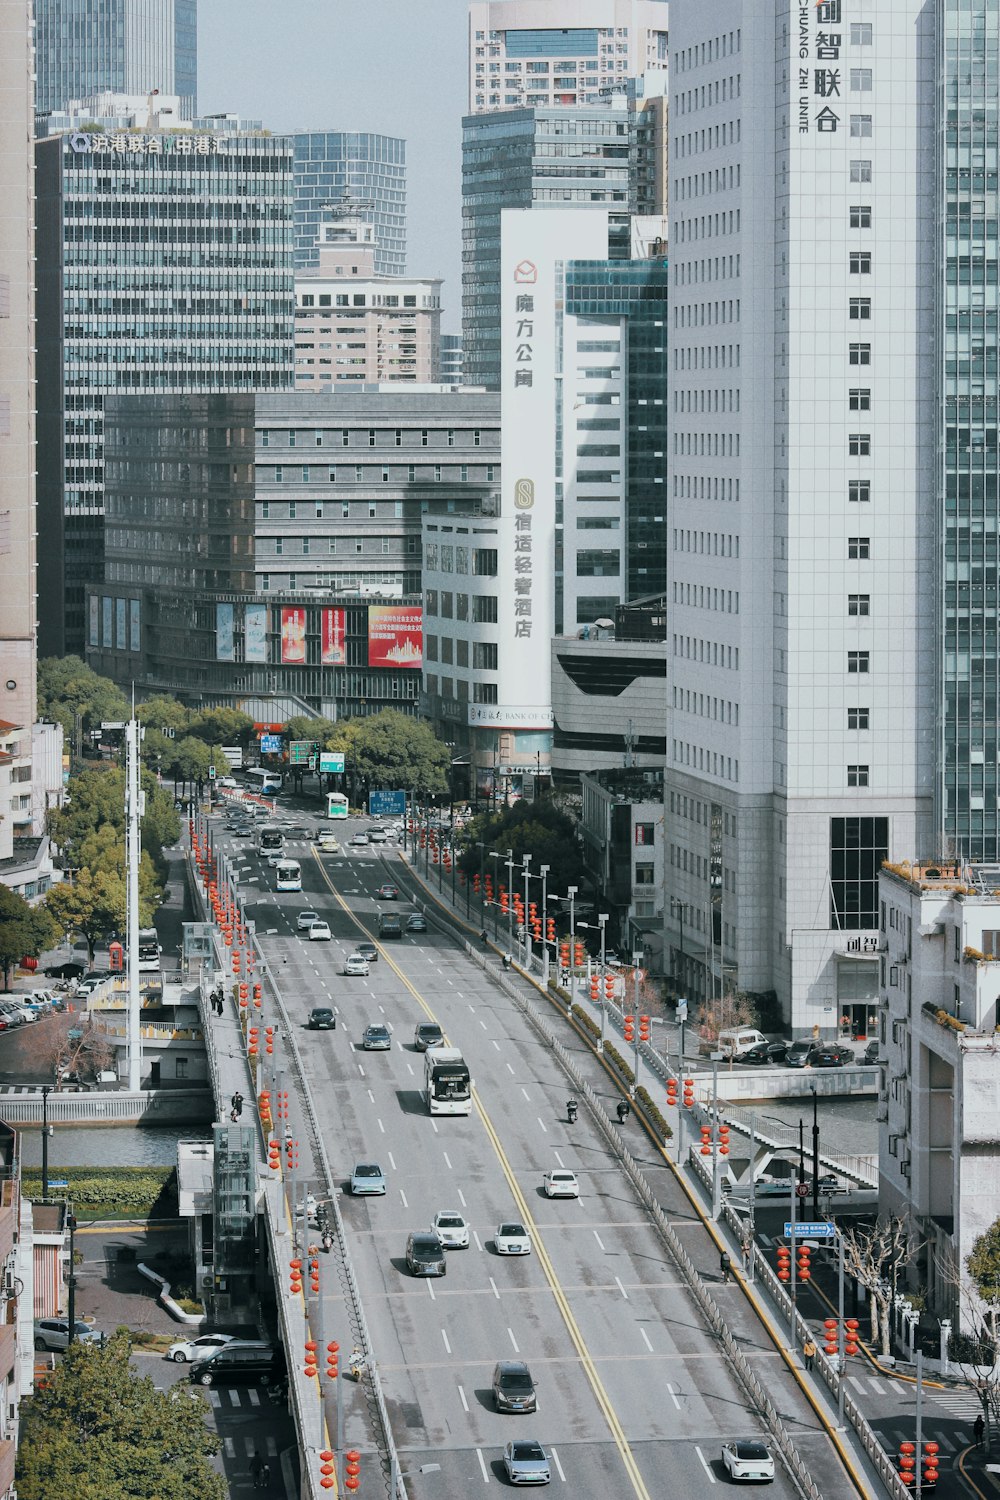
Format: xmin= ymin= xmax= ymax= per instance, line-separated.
xmin=623 ymin=1014 xmax=635 ymax=1042
xmin=638 ymin=1014 xmax=650 ymax=1043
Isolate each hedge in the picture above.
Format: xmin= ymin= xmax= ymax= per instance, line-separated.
xmin=21 ymin=1166 xmax=177 ymax=1218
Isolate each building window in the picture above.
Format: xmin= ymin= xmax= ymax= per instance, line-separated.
xmin=355 ymin=466 xmax=363 ymax=482
xmin=473 ymin=594 xmax=498 ymax=623
xmin=407 ymin=464 xmax=416 ymax=482
xmin=342 ymin=429 xmax=350 ymax=447
xmin=849 ymin=433 xmax=871 ymax=456
xmin=848 ymin=594 xmax=870 ymax=616
xmin=849 ymin=480 xmax=871 ymax=503
xmin=302 ymin=538 xmax=310 ymax=556
xmin=473 ymin=682 xmax=498 ymax=704
xmin=847 ymin=764 xmax=870 ymax=788
xmin=474 ymin=429 xmax=481 ymax=447
xmin=434 ymin=465 xmax=442 ymax=481
xmin=460 ymin=465 xmax=469 ymax=481
xmin=635 ymin=823 xmax=655 ymax=846
xmin=315 ymin=430 xmax=323 ymax=447
xmin=382 ymin=467 xmax=390 ymax=482
xmin=851 ymin=22 xmax=873 ymax=44
xmin=421 ymin=429 xmax=429 ymax=447
xmin=486 ymin=465 xmax=496 ymax=481
xmin=301 ymin=466 xmax=310 ymax=483
xmin=328 ymin=468 xmax=336 ymax=483
xmin=473 ymin=641 xmax=498 ymax=671
xmin=447 ymin=429 xmax=455 ymax=447
xmin=848 ymin=707 xmax=870 ymax=730
xmin=830 ymin=815 xmax=889 ymax=930
xmin=369 ymin=429 xmax=376 ymax=447
xmin=849 ymin=251 xmax=872 ymax=274
xmin=850 ymin=68 xmax=873 ymax=91
xmin=288 ymin=502 xmax=297 ymax=520
xmin=849 ymin=343 xmax=872 ymax=365
xmin=288 ymin=430 xmax=297 ymax=448
xmin=849 ymin=389 xmax=871 ymax=411
xmin=850 ymin=114 xmax=873 ymax=137
xmin=274 ymin=466 xmax=283 ymax=483
xmin=260 ymin=574 xmax=269 ymax=591
xmin=849 ymin=298 xmax=872 ymax=320
xmin=850 ymin=204 xmax=872 ymax=228
xmin=261 ymin=501 xmax=269 ymax=519
xmin=635 ymin=864 xmax=655 ymax=885
xmin=261 ymin=429 xmax=270 ymax=448
xmin=848 ymin=651 xmax=870 ymax=673
xmin=275 ymin=538 xmax=283 ymax=556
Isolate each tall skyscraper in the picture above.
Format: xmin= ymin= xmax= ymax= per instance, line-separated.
xmin=0 ymin=0 xmax=37 ymax=737
xmin=34 ymin=0 xmax=197 ymax=117
xmin=467 ymin=0 xmax=668 ymax=114
xmin=665 ymin=1 xmax=936 ymax=1033
xmin=292 ymin=132 xmax=406 ymax=276
xmin=36 ymin=119 xmax=295 ymax=656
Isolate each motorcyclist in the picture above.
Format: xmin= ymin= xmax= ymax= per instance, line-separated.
xmin=567 ymin=1098 xmax=578 ymax=1122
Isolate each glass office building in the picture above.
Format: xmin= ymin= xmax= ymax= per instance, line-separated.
xmin=462 ymin=106 xmax=634 ymax=389
xmin=35 ymin=129 xmax=295 ymax=656
xmin=292 ymin=133 xmax=406 ymax=276
xmin=34 ymin=0 xmax=197 ymax=117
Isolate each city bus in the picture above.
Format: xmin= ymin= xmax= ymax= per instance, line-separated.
xmin=423 ymin=1047 xmax=473 ymax=1116
xmin=243 ymin=768 xmax=282 ymax=796
xmin=275 ymin=859 xmax=302 ymax=892
xmin=256 ymin=825 xmax=284 ymax=860
xmin=326 ymin=792 xmax=349 ymax=820
xmin=136 ymin=928 xmax=161 ymax=974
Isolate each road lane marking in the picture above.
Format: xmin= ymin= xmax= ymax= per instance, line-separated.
xmin=357 ymin=1065 xmax=366 ymax=1078
xmin=506 ymin=1063 xmax=515 ymax=1075
xmin=489 ymin=1277 xmax=500 ymax=1299
xmin=640 ymin=1329 xmax=654 ymax=1352
xmin=442 ymin=1329 xmax=452 ymax=1355
xmin=492 ymin=1039 xmax=501 ymax=1051
xmin=593 ymin=1231 xmax=606 ymax=1252
xmin=521 ymin=1088 xmax=531 ymax=1101
xmin=695 ymin=1447 xmax=716 ymax=1483
xmin=388 ymin=1152 xmax=396 ymax=1171
xmin=615 ymin=1277 xmax=629 ymax=1301
xmin=507 ymin=1326 xmax=520 ymax=1352
xmin=553 ymin=1150 xmax=566 ymax=1167
xmin=551 ymin=1448 xmax=566 ymax=1483
xmin=377 ymin=1118 xmax=385 ymax=1134
xmin=457 ymin=1188 xmax=467 ymax=1207
xmin=443 ymin=1151 xmax=453 ymax=1170
xmin=367 ymin=1089 xmax=375 ymax=1103
xmin=399 ymin=1190 xmax=408 ymax=1209
xmin=475 ymin=1448 xmax=490 ymax=1483
xmin=426 ymin=1280 xmax=435 ymax=1301
xmin=458 ymin=1384 xmax=469 ymax=1412
xmin=537 ymin=1118 xmax=548 ymax=1134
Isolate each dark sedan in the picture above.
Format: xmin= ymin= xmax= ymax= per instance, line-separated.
xmin=809 ymin=1048 xmax=845 ymax=1068
xmin=307 ymin=1007 xmax=336 ymax=1031
xmin=738 ymin=1041 xmax=789 ymax=1066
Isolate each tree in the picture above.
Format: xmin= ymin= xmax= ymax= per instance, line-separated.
xmin=37 ymin=657 xmax=130 ymax=743
xmin=135 ymin=695 xmax=190 ymax=735
xmin=459 ymin=801 xmax=586 ymax=897
xmin=968 ymin=1219 xmax=1000 ymax=1314
xmin=166 ymin=736 xmax=212 ymax=791
xmin=16 ymin=1331 xmax=227 ymax=1500
xmin=188 ymin=707 xmax=255 ymax=747
xmin=840 ymin=1215 xmax=917 ymax=1356
xmin=336 ymin=710 xmax=451 ymax=796
xmin=695 ymin=991 xmax=758 ymax=1050
xmin=21 ymin=1010 xmax=116 ymax=1087
xmin=0 ymin=888 xmax=60 ymax=990
xmin=48 ymin=764 xmax=178 ymax=896
xmin=45 ymin=870 xmax=123 ymax=962
xmin=936 ymin=1218 xmax=1000 ymax=1450
xmin=285 ymin=713 xmax=336 ymax=744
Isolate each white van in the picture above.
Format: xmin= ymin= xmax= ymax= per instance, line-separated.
xmin=716 ymin=1027 xmax=768 ymax=1060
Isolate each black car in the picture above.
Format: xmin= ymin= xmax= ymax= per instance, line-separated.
xmin=44 ymin=960 xmax=85 ymax=980
xmin=828 ymin=1043 xmax=856 ymax=1065
xmin=492 ymin=1360 xmax=537 ymax=1414
xmin=809 ymin=1048 xmax=845 ymax=1068
xmin=863 ymin=1040 xmax=880 ymax=1065
xmin=189 ymin=1342 xmax=279 ymax=1387
xmin=413 ymin=1023 xmax=444 ymax=1051
xmin=357 ymin=941 xmax=378 ymax=963
xmin=307 ymin=1008 xmax=336 ymax=1031
xmin=738 ymin=1040 xmax=789 ymax=1066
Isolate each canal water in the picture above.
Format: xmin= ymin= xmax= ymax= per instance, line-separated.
xmin=17 ymin=1123 xmax=213 ymax=1169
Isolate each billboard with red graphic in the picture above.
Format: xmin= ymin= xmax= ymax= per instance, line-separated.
xmin=367 ymin=606 xmax=422 ymax=669
xmin=321 ymin=607 xmax=346 ymax=665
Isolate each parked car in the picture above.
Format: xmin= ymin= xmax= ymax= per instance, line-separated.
xmin=809 ymin=1049 xmax=845 ymax=1068
xmin=413 ymin=1022 xmax=444 ymax=1051
xmin=737 ymin=1041 xmax=789 ymax=1066
xmin=34 ymin=1318 xmax=103 ymax=1352
xmin=44 ymin=960 xmax=85 ymax=980
xmin=166 ymin=1332 xmax=237 ymax=1364
xmin=432 ymin=1210 xmax=470 ymax=1248
xmin=863 ymin=1040 xmax=881 ymax=1065
xmin=721 ymin=1439 xmax=775 ymax=1483
xmin=493 ymin=1360 xmax=537 ymax=1413
xmin=785 ymin=1040 xmax=816 ymax=1069
xmin=307 ymin=1007 xmax=336 ymax=1031
xmin=828 ymin=1043 xmax=856 ymax=1064
xmin=406 ymin=1230 xmax=447 ymax=1277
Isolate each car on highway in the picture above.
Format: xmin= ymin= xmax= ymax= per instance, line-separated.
xmin=406 ymin=913 xmax=427 ymax=933
xmin=494 ymin=1222 xmax=532 ymax=1256
xmin=502 ymin=1439 xmax=550 ymax=1485
xmin=349 ymin=832 xmax=369 ymax=847
xmin=307 ymin=1007 xmax=336 ymax=1031
xmin=166 ymin=1332 xmax=237 ymax=1364
xmin=432 ymin=1210 xmax=470 ymax=1248
xmin=308 ymin=921 xmax=332 ymax=941
xmin=350 ymin=1162 xmax=386 ymax=1195
xmin=493 ymin=1360 xmax=538 ymax=1414
xmin=377 ymin=884 xmax=399 ymax=900
xmin=737 ymin=1040 xmax=790 ymax=1066
xmin=542 ymin=1169 xmax=579 ymax=1199
xmin=405 ymin=1230 xmax=447 ymax=1277
xmin=362 ymin=1023 xmax=392 ymax=1051
xmin=413 ymin=1022 xmax=444 ymax=1051
xmin=343 ymin=954 xmax=370 ymax=976
xmin=34 ymin=1318 xmax=103 ymax=1351
xmin=297 ymin=910 xmax=320 ymax=932
xmin=721 ymin=1439 xmax=775 ymax=1483
xmin=357 ymin=941 xmax=378 ymax=963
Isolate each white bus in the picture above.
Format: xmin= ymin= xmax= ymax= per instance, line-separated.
xmin=326 ymin=792 xmax=349 ymax=820
xmin=243 ymin=767 xmax=283 ymax=795
xmin=423 ymin=1047 xmax=473 ymax=1116
xmin=136 ymin=928 xmax=161 ymax=974
xmin=257 ymin=825 xmax=284 ymax=860
xmin=275 ymin=859 xmax=302 ymax=892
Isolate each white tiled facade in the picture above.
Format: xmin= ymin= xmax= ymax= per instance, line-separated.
xmin=665 ymin=2 xmax=936 ymax=1031
xmin=468 ymin=0 xmax=668 ymax=114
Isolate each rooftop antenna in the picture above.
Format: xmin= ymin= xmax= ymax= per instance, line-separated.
xmin=624 ymin=718 xmax=636 ymax=770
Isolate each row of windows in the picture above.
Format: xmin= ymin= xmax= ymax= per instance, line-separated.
xmin=675 ymin=74 xmax=742 ymax=114
xmin=672 ymin=636 xmax=740 ymax=670
xmin=265 ymin=464 xmax=496 ymax=484
xmin=672 ymin=688 xmax=740 ymax=726
xmin=261 ymin=428 xmax=489 ymax=448
xmin=424 ymin=636 xmax=499 ymax=672
xmin=672 ymin=740 xmax=739 ymax=784
xmin=673 ymin=474 xmax=741 ymax=504
xmin=675 ymin=117 xmax=743 ymax=162
xmin=674 ymin=298 xmax=741 ymax=329
xmin=674 ymin=388 xmax=740 ymax=414
xmin=673 ymin=30 xmax=742 ymax=74
xmin=673 ymin=431 xmax=741 ymax=457
xmin=258 ymin=537 xmax=416 ymax=556
xmin=424 ymin=673 xmax=496 ymax=705
xmin=674 ymin=583 xmax=740 ymax=614
xmin=674 ymin=208 xmax=741 ymax=244
xmin=672 ymin=529 xmax=739 ymax=557
xmin=299 ymin=293 xmax=421 ymax=309
xmin=675 ymin=252 xmax=741 ymax=284
xmin=424 ymin=590 xmax=498 ymax=622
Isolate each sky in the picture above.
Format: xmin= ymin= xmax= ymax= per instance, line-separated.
xmin=198 ymin=0 xmax=468 ymax=332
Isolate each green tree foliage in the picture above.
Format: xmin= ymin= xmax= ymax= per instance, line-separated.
xmin=968 ymin=1220 xmax=1000 ymax=1308
xmin=285 ymin=714 xmax=336 ymax=744
xmin=188 ymin=707 xmax=255 ymax=747
xmin=45 ymin=870 xmax=123 ymax=961
xmin=459 ymin=801 xmax=585 ymax=895
xmin=166 ymin=736 xmax=213 ymax=787
xmin=16 ymin=1331 xmax=227 ymax=1500
xmin=47 ymin=764 xmax=179 ymax=900
xmin=0 ymin=888 xmax=59 ymax=990
xmin=37 ymin=656 xmax=130 ymax=741
xmin=135 ymin=695 xmax=190 ymax=735
xmin=331 ymin=709 xmax=450 ymax=795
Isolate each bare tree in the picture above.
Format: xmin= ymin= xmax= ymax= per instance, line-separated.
xmin=840 ymin=1216 xmax=918 ymax=1356
xmin=20 ymin=1013 xmax=116 ymax=1087
xmin=938 ymin=1224 xmax=1000 ymax=1450
xmin=695 ymin=990 xmax=756 ymax=1049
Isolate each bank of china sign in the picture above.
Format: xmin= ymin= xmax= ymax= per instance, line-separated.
xmin=69 ymin=131 xmax=218 ymax=156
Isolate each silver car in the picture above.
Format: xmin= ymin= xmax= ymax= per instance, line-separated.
xmin=503 ymin=1439 xmax=550 ymax=1485
xmin=33 ymin=1318 xmax=103 ymax=1351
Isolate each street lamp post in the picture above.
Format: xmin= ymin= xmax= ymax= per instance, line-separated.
xmin=631 ymin=953 xmax=642 ymax=1096
xmin=489 ymin=851 xmax=501 ymax=940
xmin=474 ymin=841 xmax=486 ymax=924
xmin=711 ymin=1052 xmax=723 ymax=1219
xmin=811 ymin=1084 xmax=820 ymax=1221
xmin=567 ymin=886 xmax=577 ymax=997
xmin=41 ymin=1085 xmax=52 ymax=1199
xmin=505 ymin=849 xmax=515 ymax=950
xmin=66 ymin=1203 xmax=78 ymax=1342
xmin=522 ymin=854 xmax=532 ymax=967
xmin=598 ymin=914 xmax=609 ymax=1053
xmin=540 ymin=865 xmax=550 ymax=984
xmin=670 ymin=897 xmax=688 ymax=996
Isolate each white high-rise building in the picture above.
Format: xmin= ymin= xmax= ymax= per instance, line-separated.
xmin=468 ymin=0 xmax=668 ymax=114
xmin=665 ymin=2 xmax=936 ymax=1034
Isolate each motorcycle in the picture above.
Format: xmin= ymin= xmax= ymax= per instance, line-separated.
xmin=566 ymin=1099 xmax=578 ymax=1124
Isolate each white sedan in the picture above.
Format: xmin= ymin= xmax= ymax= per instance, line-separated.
xmin=308 ymin=921 xmax=332 ymax=941
xmin=343 ymin=953 xmax=370 ymax=976
xmin=432 ymin=1210 xmax=470 ymax=1249
xmin=542 ymin=1169 xmax=579 ymax=1199
xmin=721 ymin=1441 xmax=775 ymax=1483
xmin=494 ymin=1222 xmax=532 ymax=1256
xmin=297 ymin=910 xmax=320 ymax=932
xmin=166 ymin=1333 xmax=236 ymax=1364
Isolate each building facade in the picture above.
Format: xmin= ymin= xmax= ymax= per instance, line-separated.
xmin=664 ymin=2 xmax=936 ymax=1030
xmin=467 ymin=0 xmax=668 ymax=114
xmin=550 ymin=609 xmax=668 ymax=784
xmin=580 ymin=767 xmax=665 ymax=961
xmin=292 ymin=132 xmax=406 ymax=276
xmin=295 ymin=217 xmax=441 ymax=388
xmin=34 ymin=0 xmax=197 ymax=117
xmin=88 ymin=390 xmax=500 ymax=720
xmin=35 ymin=124 xmax=295 ymax=656
xmin=441 ymin=333 xmax=464 ymax=385
xmin=0 ymin=0 xmax=37 ymax=739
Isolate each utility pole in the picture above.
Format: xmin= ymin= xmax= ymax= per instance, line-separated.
xmin=41 ymin=1086 xmax=51 ymax=1198
xmin=125 ymin=717 xmax=143 ymax=1091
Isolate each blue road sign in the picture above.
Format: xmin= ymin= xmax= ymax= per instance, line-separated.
xmin=784 ymin=1221 xmax=836 ymax=1238
xmin=48 ymin=1179 xmax=69 ymax=1189
xmin=369 ymin=789 xmax=406 ymax=817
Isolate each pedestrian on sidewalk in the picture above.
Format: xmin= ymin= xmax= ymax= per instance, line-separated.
xmin=802 ymin=1337 xmax=816 ymax=1372
xmin=741 ymin=1236 xmax=752 ymax=1271
xmin=231 ymin=1090 xmax=244 ymax=1118
xmin=720 ymin=1251 xmax=732 ymax=1284
xmin=975 ymin=1413 xmax=985 ymax=1448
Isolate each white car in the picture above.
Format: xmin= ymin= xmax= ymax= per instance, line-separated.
xmin=350 ymin=832 xmax=369 ymax=847
xmin=721 ymin=1441 xmax=775 ymax=1483
xmin=494 ymin=1222 xmax=532 ymax=1256
xmin=308 ymin=921 xmax=332 ymax=941
xmin=542 ymin=1169 xmax=579 ymax=1199
xmin=432 ymin=1210 xmax=470 ymax=1249
xmin=166 ymin=1332 xmax=236 ymax=1364
xmin=343 ymin=954 xmax=370 ymax=976
xmin=297 ymin=910 xmax=320 ymax=932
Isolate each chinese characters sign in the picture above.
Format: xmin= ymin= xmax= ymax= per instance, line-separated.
xmin=321 ymin=606 xmax=346 ymax=666
xmin=367 ymin=606 xmax=422 ymax=669
xmin=69 ymin=131 xmax=217 ymax=156
xmin=798 ymin=1 xmax=846 ymax=136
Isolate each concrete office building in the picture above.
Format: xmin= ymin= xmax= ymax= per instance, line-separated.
xmin=88 ymin=390 xmax=499 ymax=720
xmin=467 ymin=0 xmax=668 ymax=114
xmin=295 ymin=216 xmax=441 ymax=388
xmin=292 ymin=133 xmax=406 ymax=276
xmin=664 ymin=3 xmax=936 ymax=1030
xmin=34 ymin=0 xmax=197 ymax=117
xmin=36 ymin=120 xmax=295 ymax=656
xmin=441 ymin=333 xmax=464 ymax=385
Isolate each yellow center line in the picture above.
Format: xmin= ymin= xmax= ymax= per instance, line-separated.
xmin=312 ymin=851 xmax=653 ymax=1500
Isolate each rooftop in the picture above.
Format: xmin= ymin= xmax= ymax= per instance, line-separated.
xmin=883 ymin=860 xmax=1000 ymax=899
xmin=584 ymin=767 xmax=664 ymax=803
